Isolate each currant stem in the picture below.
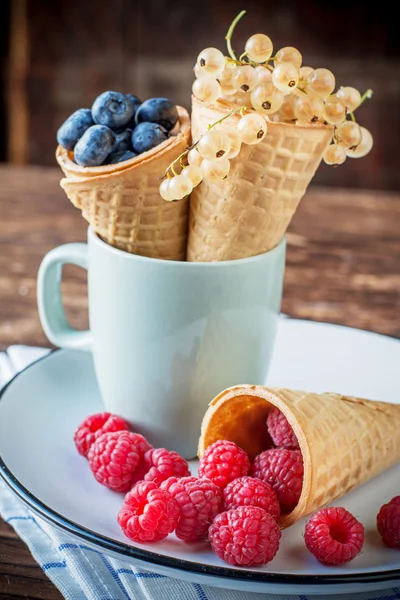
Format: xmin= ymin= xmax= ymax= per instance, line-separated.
xmin=225 ymin=57 xmax=242 ymax=66
xmin=349 ymin=112 xmax=356 ymax=122
xmin=161 ymin=106 xmax=248 ymax=179
xmin=225 ymin=10 xmax=246 ymax=62
xmin=161 ymin=147 xmax=190 ymax=179
xmin=207 ymin=106 xmax=246 ymax=130
xmin=360 ymin=88 xmax=373 ymax=105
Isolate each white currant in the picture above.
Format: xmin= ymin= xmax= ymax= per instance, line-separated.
xmin=251 ymin=82 xmax=284 ymax=114
xmin=279 ymin=95 xmax=297 ymax=121
xmin=323 ymin=143 xmax=347 ymax=165
xmin=345 ymin=126 xmax=373 ymax=158
xmin=159 ymin=179 xmax=176 ymax=201
xmin=295 ymin=95 xmax=324 ymax=123
xmin=192 ymin=77 xmax=221 ymax=103
xmin=169 ymin=174 xmax=193 ymax=199
xmin=201 ymin=157 xmax=230 ymax=182
xmin=335 ymin=121 xmax=362 ymax=149
xmin=307 ymin=68 xmax=335 ymax=99
xmin=272 ymin=62 xmax=299 ymax=93
xmin=219 ymin=63 xmax=237 ymax=96
xmin=238 ymin=113 xmax=267 ymax=144
xmin=275 ymin=46 xmax=302 ymax=69
xmin=181 ymin=165 xmax=203 ymax=187
xmin=323 ymin=95 xmax=347 ymax=125
xmin=196 ymin=47 xmax=225 ymax=77
xmin=255 ymin=65 xmax=272 ymax=83
xmin=197 ymin=129 xmax=231 ymax=161
xmin=299 ymin=66 xmax=314 ymax=80
xmin=336 ymin=86 xmax=361 ymax=112
xmin=233 ymin=65 xmax=258 ymax=92
xmin=220 ymin=127 xmax=242 ymax=158
xmin=188 ymin=148 xmax=203 ymax=167
xmin=245 ymin=34 xmax=273 ymax=63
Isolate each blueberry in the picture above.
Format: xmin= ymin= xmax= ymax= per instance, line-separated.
xmin=57 ymin=109 xmax=93 ymax=150
xmin=114 ymin=129 xmax=133 ymax=153
xmin=107 ymin=150 xmax=137 ymax=164
xmin=74 ymin=125 xmax=116 ymax=167
xmin=131 ymin=122 xmax=168 ymax=154
xmin=92 ymin=91 xmax=135 ymax=130
xmin=135 ymin=98 xmax=178 ymax=132
xmin=126 ymin=94 xmax=142 ymax=120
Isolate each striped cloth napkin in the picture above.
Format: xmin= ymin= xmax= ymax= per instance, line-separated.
xmin=0 ymin=346 xmax=399 ymax=600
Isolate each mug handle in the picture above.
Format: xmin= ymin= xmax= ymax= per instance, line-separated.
xmin=37 ymin=243 xmax=92 ymax=351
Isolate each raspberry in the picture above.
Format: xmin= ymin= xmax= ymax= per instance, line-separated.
xmin=377 ymin=496 xmax=400 ymax=549
xmin=198 ymin=440 xmax=250 ymax=489
xmin=88 ymin=431 xmax=151 ymax=492
xmin=305 ymin=507 xmax=365 ymax=565
xmin=161 ymin=476 xmax=222 ymax=542
xmin=132 ymin=448 xmax=190 ymax=485
xmin=266 ymin=407 xmax=299 ymax=449
xmin=252 ymin=448 xmax=303 ymax=512
xmin=209 ymin=506 xmax=281 ymax=566
xmin=74 ymin=412 xmax=129 ymax=457
xmin=223 ymin=476 xmax=280 ymax=522
xmin=118 ymin=481 xmax=179 ymax=542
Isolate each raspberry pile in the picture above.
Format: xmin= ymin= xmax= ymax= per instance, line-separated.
xmin=74 ymin=412 xmax=129 ymax=457
xmin=252 ymin=448 xmax=304 ymax=513
xmin=198 ymin=439 xmax=250 ymax=488
xmin=160 ymin=10 xmax=373 ymax=202
xmin=223 ymin=476 xmax=280 ymax=522
xmin=74 ymin=412 xmax=190 ymax=493
xmin=209 ymin=506 xmax=281 ymax=566
xmin=132 ymin=447 xmax=191 ymax=485
xmin=377 ymin=496 xmax=400 ymax=549
xmin=241 ymin=406 xmax=305 ymax=515
xmin=305 ymin=507 xmax=365 ymax=565
xmin=88 ymin=431 xmax=151 ymax=492
xmin=267 ymin=407 xmax=299 ymax=449
xmin=118 ymin=481 xmax=180 ymax=542
xmin=75 ymin=412 xmax=398 ymax=569
xmin=161 ymin=476 xmax=222 ymax=542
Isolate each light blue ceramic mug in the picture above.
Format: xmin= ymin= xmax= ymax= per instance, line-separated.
xmin=38 ymin=228 xmax=286 ymax=458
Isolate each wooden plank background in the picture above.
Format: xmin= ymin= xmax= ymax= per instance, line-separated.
xmin=1 ymin=0 xmax=400 ymax=190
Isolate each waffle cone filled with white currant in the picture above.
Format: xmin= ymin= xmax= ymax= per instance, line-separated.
xmin=160 ymin=10 xmax=373 ymax=262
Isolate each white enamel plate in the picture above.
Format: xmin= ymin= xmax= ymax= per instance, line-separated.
xmin=1 ymin=319 xmax=399 ymax=595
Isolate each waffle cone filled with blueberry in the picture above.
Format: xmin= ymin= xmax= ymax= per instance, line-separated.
xmin=56 ymin=97 xmax=191 ymax=260
xmin=198 ymin=385 xmax=400 ymax=528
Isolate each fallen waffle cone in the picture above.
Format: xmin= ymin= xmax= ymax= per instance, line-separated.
xmin=56 ymin=106 xmax=191 ymax=260
xmin=187 ymin=97 xmax=332 ymax=262
xmin=198 ymin=385 xmax=400 ymax=528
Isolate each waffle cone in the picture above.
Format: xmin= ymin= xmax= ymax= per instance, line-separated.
xmin=56 ymin=106 xmax=191 ymax=260
xmin=198 ymin=385 xmax=400 ymax=527
xmin=187 ymin=97 xmax=332 ymax=262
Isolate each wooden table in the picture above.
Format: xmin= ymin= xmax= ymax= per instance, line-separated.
xmin=0 ymin=165 xmax=399 ymax=598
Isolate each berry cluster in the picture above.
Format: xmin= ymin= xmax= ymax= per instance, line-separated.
xmin=160 ymin=10 xmax=373 ymax=202
xmin=57 ymin=93 xmax=178 ymax=167
xmin=74 ymin=412 xmax=190 ymax=492
xmin=74 ymin=412 xmax=399 ymax=568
